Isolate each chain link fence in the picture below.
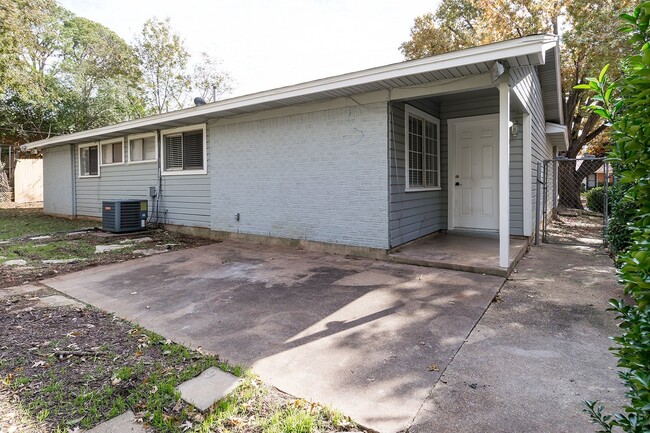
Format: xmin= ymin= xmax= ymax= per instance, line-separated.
xmin=536 ymin=157 xmax=612 ymax=246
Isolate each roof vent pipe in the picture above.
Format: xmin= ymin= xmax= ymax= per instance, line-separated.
xmin=194 ymin=97 xmax=207 ymax=106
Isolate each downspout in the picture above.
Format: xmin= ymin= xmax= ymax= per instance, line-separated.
xmin=386 ymin=99 xmax=392 ymax=250
xmin=156 ymin=129 xmax=163 ymax=226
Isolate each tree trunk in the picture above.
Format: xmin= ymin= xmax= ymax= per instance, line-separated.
xmin=556 ymin=159 xmax=604 ymax=210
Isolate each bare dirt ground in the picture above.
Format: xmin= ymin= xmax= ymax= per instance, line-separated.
xmin=1 ymin=208 xmax=361 ymax=432
xmin=0 ymin=208 xmax=214 ymax=289
xmin=544 ymin=211 xmax=605 ymax=247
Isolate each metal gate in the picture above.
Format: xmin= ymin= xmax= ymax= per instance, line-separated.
xmin=536 ymin=157 xmax=611 ymax=246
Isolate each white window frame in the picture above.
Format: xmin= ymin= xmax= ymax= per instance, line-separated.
xmin=78 ymin=142 xmax=100 ymax=178
xmin=405 ymin=105 xmax=441 ymax=192
xmin=161 ymin=124 xmax=207 ymax=176
xmin=127 ymin=132 xmax=158 ymax=164
xmin=99 ymin=138 xmax=125 ymax=166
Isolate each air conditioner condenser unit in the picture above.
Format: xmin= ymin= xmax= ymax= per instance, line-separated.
xmin=102 ymin=200 xmax=148 ymax=233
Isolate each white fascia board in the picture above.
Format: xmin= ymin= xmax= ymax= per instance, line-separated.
xmin=23 ymin=34 xmax=558 ymax=151
xmin=546 ymin=122 xmax=569 ymax=150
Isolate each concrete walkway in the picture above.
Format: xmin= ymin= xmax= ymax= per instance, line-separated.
xmin=409 ymin=242 xmax=625 ymax=432
xmin=40 ymin=239 xmax=624 ymax=432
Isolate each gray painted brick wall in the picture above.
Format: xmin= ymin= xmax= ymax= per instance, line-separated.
xmin=209 ymin=102 xmax=389 ymax=249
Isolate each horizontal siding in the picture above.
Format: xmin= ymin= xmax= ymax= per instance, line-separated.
xmin=75 ymin=157 xmax=158 ymax=218
xmin=440 ymin=90 xmax=500 ymax=233
xmin=159 ymin=127 xmax=211 ymax=228
xmin=73 ymin=130 xmax=211 ymax=229
xmin=510 ymin=66 xmax=553 ymax=228
xmin=509 ymin=123 xmax=524 ymax=235
xmin=389 ymin=88 xmax=528 ymax=246
xmin=159 ymin=175 xmax=211 ymax=227
xmin=389 ymin=99 xmax=444 ymax=247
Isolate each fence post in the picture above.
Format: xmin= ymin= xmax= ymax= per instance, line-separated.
xmin=603 ymin=161 xmax=609 ymax=233
xmin=553 ymin=157 xmax=557 ymax=209
xmin=535 ymin=161 xmax=542 ymax=245
xmin=542 ymin=161 xmax=549 ymax=242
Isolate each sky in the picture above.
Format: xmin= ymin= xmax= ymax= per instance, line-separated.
xmin=58 ymin=0 xmax=440 ymax=97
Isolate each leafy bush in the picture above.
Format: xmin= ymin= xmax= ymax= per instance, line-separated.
xmin=605 ymin=182 xmax=635 ymax=255
xmin=585 ymin=187 xmax=606 ymax=213
xmin=577 ymin=2 xmax=650 ymax=432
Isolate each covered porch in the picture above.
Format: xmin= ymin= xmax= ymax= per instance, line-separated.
xmin=389 ymin=233 xmax=530 ymax=277
xmin=385 ymin=44 xmax=565 ymax=273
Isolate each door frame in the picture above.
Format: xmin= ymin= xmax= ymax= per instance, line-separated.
xmin=447 ymin=113 xmax=500 ymax=232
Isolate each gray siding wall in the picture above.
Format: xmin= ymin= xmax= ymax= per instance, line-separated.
xmin=74 ymin=148 xmax=157 ymax=218
xmin=510 ymin=66 xmax=553 ymax=229
xmin=42 ymin=145 xmax=74 ymax=216
xmin=389 ymin=100 xmax=444 ymax=247
xmin=209 ymin=101 xmax=389 ymax=249
xmin=389 ymin=89 xmax=525 ymax=247
xmin=441 ymin=92 xmax=523 ymax=235
xmin=159 ymin=128 xmax=211 ymax=228
xmin=508 ymin=118 xmax=524 ymax=235
xmin=73 ymin=131 xmax=211 ymax=228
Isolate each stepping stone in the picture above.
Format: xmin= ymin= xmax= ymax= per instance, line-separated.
xmin=42 ymin=258 xmax=82 ymax=264
xmin=133 ymin=249 xmax=167 ymax=256
xmin=176 ymin=367 xmax=241 ymax=411
xmin=30 ymin=235 xmax=51 ymax=240
xmin=95 ymin=244 xmax=127 ymax=253
xmin=2 ymin=259 xmax=27 ymax=266
xmin=38 ymin=295 xmax=83 ymax=308
xmin=66 ymin=231 xmax=88 ymax=237
xmin=120 ymin=237 xmax=152 ymax=244
xmin=86 ymin=410 xmax=147 ymax=433
xmin=0 ymin=284 xmax=42 ymax=300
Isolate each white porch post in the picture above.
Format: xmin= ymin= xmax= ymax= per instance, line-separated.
xmin=498 ymin=81 xmax=510 ymax=268
xmin=522 ymin=113 xmax=532 ymax=237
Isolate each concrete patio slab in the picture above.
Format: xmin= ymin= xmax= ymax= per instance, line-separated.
xmin=41 ymin=240 xmax=504 ymax=433
xmin=176 ymin=367 xmax=241 ymax=411
xmin=409 ymin=243 xmax=626 ymax=433
xmin=390 ymin=234 xmax=529 ymax=277
xmin=86 ymin=410 xmax=147 ymax=433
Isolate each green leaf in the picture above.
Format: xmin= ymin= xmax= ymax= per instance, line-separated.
xmin=599 ymin=64 xmax=611 ymax=82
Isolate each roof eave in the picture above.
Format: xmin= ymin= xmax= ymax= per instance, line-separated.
xmin=23 ymin=34 xmax=559 ymax=151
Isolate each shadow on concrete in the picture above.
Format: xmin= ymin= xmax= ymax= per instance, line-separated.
xmin=42 ymin=241 xmax=504 ymax=433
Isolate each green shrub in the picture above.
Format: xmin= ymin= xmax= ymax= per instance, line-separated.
xmin=578 ymin=3 xmax=650 ymax=432
xmin=605 ymin=182 xmax=635 ymax=255
xmin=585 ymin=186 xmax=606 ymax=213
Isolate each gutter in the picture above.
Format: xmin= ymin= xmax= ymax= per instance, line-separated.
xmin=22 ymin=34 xmax=559 ymax=151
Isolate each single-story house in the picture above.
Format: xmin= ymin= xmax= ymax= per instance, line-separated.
xmin=22 ymin=34 xmax=567 ymax=269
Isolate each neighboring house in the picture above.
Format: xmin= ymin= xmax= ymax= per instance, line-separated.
xmin=584 ymin=165 xmax=614 ymax=190
xmin=22 ymin=34 xmax=566 ymax=269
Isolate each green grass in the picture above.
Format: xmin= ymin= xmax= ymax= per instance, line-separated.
xmin=0 ymin=239 xmax=96 ymax=262
xmin=0 ymin=208 xmax=94 ymax=240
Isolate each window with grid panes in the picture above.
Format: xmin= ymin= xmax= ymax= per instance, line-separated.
xmin=406 ymin=106 xmax=440 ymax=190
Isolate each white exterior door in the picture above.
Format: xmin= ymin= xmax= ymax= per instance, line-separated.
xmin=449 ymin=115 xmax=499 ymax=231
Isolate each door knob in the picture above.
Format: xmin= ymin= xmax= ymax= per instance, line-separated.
xmin=455 ymin=182 xmax=461 ymax=186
